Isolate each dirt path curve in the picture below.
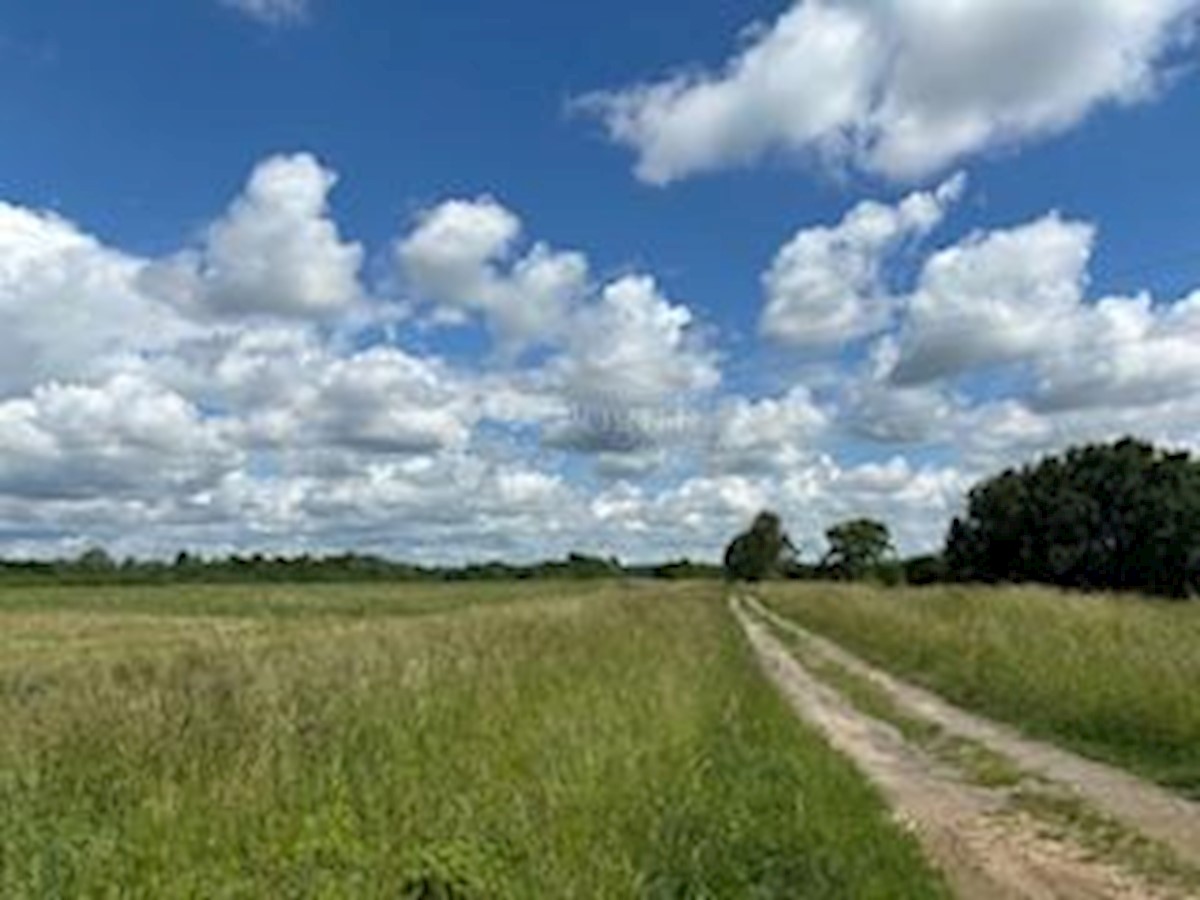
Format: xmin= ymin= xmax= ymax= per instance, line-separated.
xmin=733 ymin=598 xmax=1186 ymax=899
xmin=742 ymin=595 xmax=1200 ymax=868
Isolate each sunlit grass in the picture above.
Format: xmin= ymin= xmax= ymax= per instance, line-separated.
xmin=761 ymin=582 xmax=1200 ymax=797
xmin=0 ymin=579 xmax=596 ymax=619
xmin=0 ymin=581 xmax=946 ymax=898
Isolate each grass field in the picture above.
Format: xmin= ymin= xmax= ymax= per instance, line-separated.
xmin=0 ymin=580 xmax=946 ymax=898
xmin=760 ymin=582 xmax=1200 ymax=798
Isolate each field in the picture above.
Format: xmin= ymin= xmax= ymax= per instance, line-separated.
xmin=760 ymin=582 xmax=1200 ymax=798
xmin=0 ymin=581 xmax=946 ymax=899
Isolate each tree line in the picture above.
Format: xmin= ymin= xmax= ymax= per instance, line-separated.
xmin=725 ymin=438 xmax=1200 ymax=600
xmin=0 ymin=549 xmax=724 ymax=587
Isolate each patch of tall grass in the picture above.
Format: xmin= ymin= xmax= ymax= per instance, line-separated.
xmin=0 ymin=582 xmax=946 ymax=898
xmin=761 ymin=583 xmax=1200 ymax=797
xmin=0 ymin=579 xmax=597 ymax=620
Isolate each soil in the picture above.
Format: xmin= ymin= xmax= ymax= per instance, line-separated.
xmin=734 ymin=596 xmax=1197 ymax=899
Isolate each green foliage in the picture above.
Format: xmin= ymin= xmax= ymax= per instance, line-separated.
xmin=871 ymin=560 xmax=907 ymax=588
xmin=400 ymin=840 xmax=510 ymax=899
xmin=823 ymin=519 xmax=894 ymax=581
xmin=631 ymin=559 xmax=724 ymax=580
xmin=947 ymin=437 xmax=1200 ymax=598
xmin=723 ymin=511 xmax=795 ymax=582
xmin=902 ymin=555 xmax=948 ymax=587
xmin=0 ymin=583 xmax=945 ymax=897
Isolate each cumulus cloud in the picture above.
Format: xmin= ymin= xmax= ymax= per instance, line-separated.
xmin=397 ymin=197 xmax=588 ymax=355
xmin=555 ymin=275 xmax=720 ymax=408
xmin=0 ymin=373 xmax=237 ymax=501
xmin=762 ymin=174 xmax=964 ymax=347
xmin=307 ymin=348 xmax=476 ymax=455
xmin=7 ymin=148 xmax=1200 ymax=565
xmin=709 ymin=388 xmax=829 ymax=473
xmin=219 ymin=0 xmax=311 ymax=27
xmin=398 ymin=201 xmax=721 ymax=408
xmin=146 ymin=154 xmax=364 ymax=319
xmin=884 ymin=211 xmax=1200 ymax=429
xmin=0 ymin=203 xmax=198 ymax=396
xmin=892 ymin=213 xmax=1095 ymax=384
xmin=535 ymin=275 xmax=719 ymax=462
xmin=398 ymin=199 xmax=721 ymax=462
xmin=585 ymin=0 xmax=1198 ymax=183
xmin=842 ymin=338 xmax=959 ymax=444
xmin=1032 ymin=292 xmax=1200 ymax=412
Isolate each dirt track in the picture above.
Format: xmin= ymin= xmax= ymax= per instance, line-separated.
xmin=734 ymin=596 xmax=1199 ymax=899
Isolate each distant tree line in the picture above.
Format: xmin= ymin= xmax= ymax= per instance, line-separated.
xmin=0 ymin=550 xmax=724 ymax=587
xmin=726 ymin=438 xmax=1200 ymax=600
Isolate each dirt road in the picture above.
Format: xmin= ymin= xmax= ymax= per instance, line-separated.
xmin=734 ymin=596 xmax=1199 ymax=899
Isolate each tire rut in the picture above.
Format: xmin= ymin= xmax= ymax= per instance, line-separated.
xmin=743 ymin=595 xmax=1200 ymax=867
xmin=733 ymin=597 xmax=1191 ymax=899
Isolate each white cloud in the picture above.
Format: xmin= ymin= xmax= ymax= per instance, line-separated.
xmin=710 ymin=388 xmax=829 ymax=473
xmin=762 ymin=174 xmax=964 ymax=347
xmin=397 ymin=200 xmax=723 ymax=465
xmin=6 ymin=151 xmax=1200 ymax=566
xmin=585 ymin=0 xmax=1198 ymax=183
xmin=397 ymin=197 xmax=588 ymax=355
xmin=891 ymin=214 xmax=1095 ymax=384
xmin=146 ymin=154 xmax=364 ymax=319
xmin=219 ymin=0 xmax=310 ymax=27
xmin=1032 ymin=292 xmax=1200 ymax=412
xmin=308 ymin=348 xmax=475 ymax=454
xmin=0 ymin=203 xmax=198 ymax=396
xmin=554 ymin=275 xmax=720 ymax=409
xmin=884 ymin=212 xmax=1200 ymax=429
xmin=0 ymin=373 xmax=237 ymax=501
xmin=148 ymin=325 xmax=477 ymax=458
xmin=398 ymin=199 xmax=720 ymax=437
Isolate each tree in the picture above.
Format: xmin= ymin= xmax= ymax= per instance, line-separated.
xmin=904 ymin=554 xmax=948 ymax=586
xmin=724 ymin=511 xmax=795 ymax=582
xmin=823 ymin=519 xmax=893 ymax=581
xmin=945 ymin=438 xmax=1200 ymax=598
xmin=76 ymin=547 xmax=116 ymax=573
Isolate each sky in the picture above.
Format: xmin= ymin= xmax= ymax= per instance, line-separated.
xmin=1 ymin=0 xmax=1200 ymax=563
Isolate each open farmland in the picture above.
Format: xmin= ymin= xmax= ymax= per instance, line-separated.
xmin=760 ymin=582 xmax=1200 ymax=799
xmin=0 ymin=581 xmax=945 ymax=899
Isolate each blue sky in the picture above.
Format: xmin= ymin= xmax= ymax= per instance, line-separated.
xmin=1 ymin=0 xmax=1199 ymax=562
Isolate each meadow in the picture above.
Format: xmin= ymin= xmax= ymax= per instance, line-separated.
xmin=0 ymin=580 xmax=946 ymax=899
xmin=760 ymin=582 xmax=1200 ymax=798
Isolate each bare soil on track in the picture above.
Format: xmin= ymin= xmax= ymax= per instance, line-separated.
xmin=735 ymin=596 xmax=1200 ymax=899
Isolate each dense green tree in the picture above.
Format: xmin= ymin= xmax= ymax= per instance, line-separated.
xmin=903 ymin=554 xmax=948 ymax=586
xmin=823 ymin=519 xmax=894 ymax=581
xmin=724 ymin=511 xmax=795 ymax=582
xmin=946 ymin=438 xmax=1200 ymax=598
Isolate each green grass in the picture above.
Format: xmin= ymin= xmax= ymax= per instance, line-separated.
xmin=0 ymin=579 xmax=602 ymax=620
xmin=0 ymin=581 xmax=947 ymax=898
xmin=761 ymin=583 xmax=1200 ymax=797
xmin=751 ymin=607 xmax=1024 ymax=789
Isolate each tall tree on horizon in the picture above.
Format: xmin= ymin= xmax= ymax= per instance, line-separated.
xmin=724 ymin=511 xmax=796 ymax=582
